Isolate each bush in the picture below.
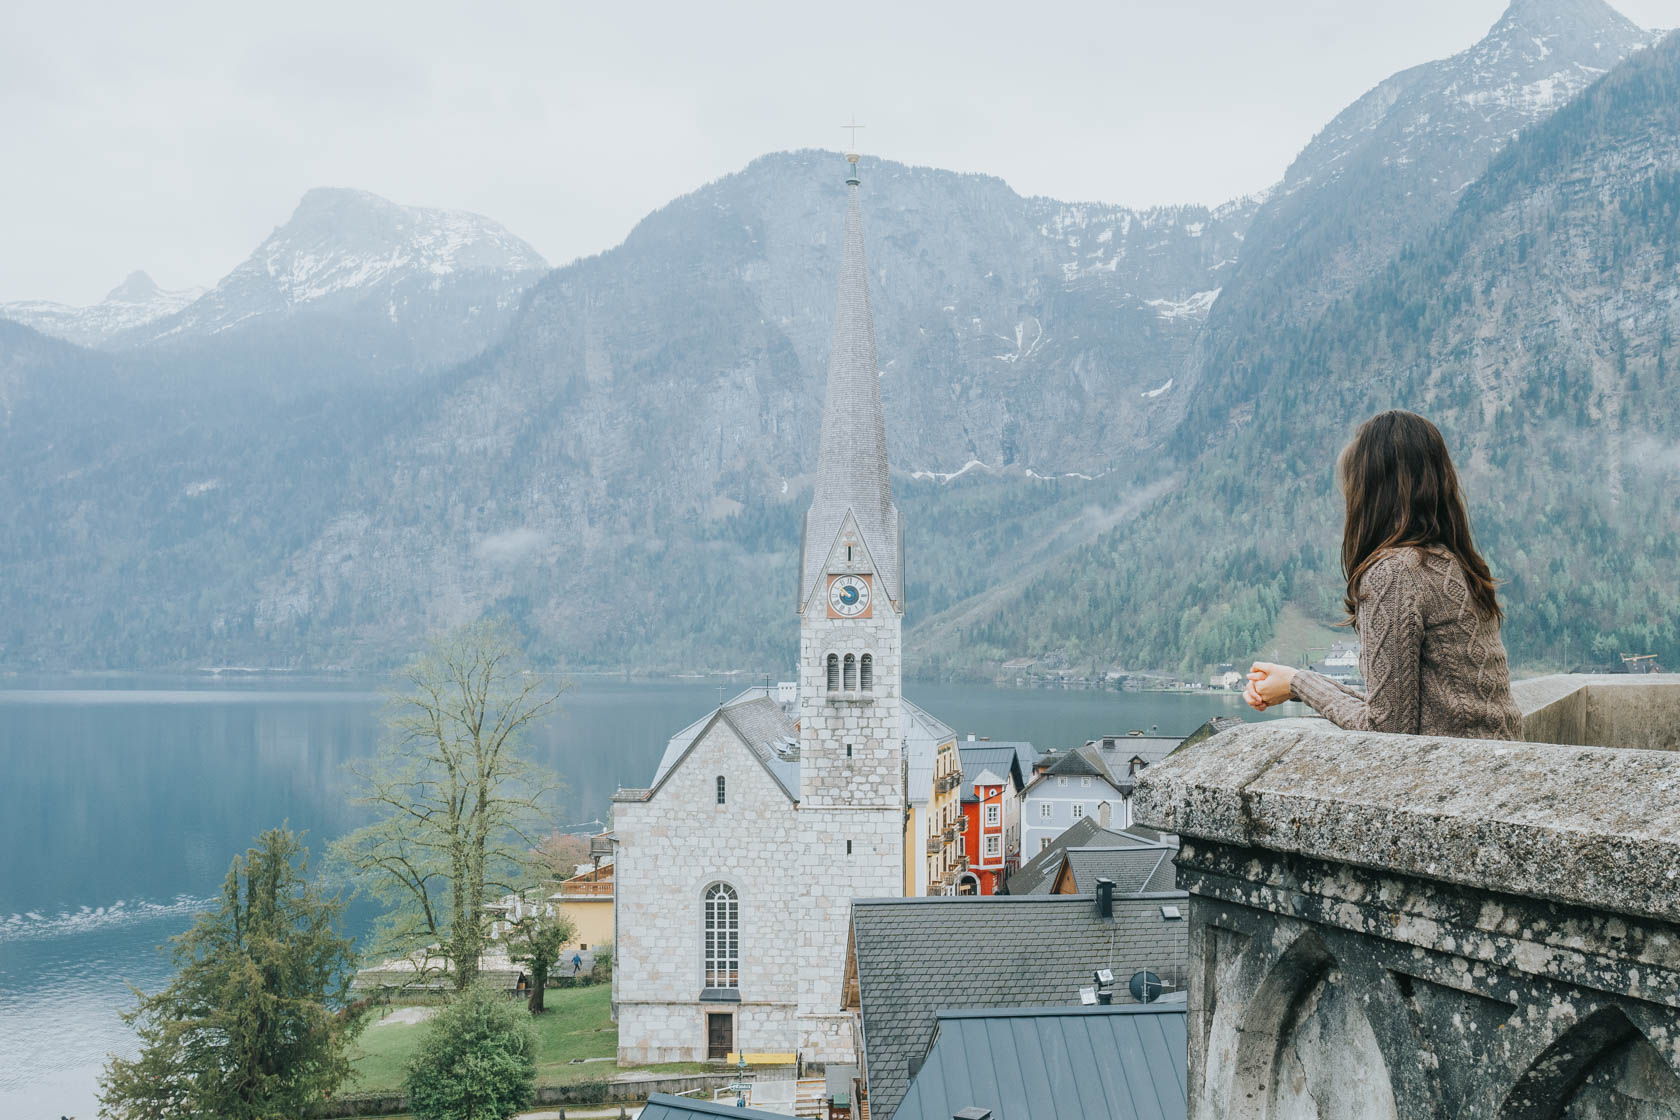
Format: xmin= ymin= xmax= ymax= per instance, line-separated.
xmin=405 ymin=983 xmax=537 ymax=1120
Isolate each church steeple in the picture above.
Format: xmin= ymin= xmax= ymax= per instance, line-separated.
xmin=800 ymin=153 xmax=902 ymax=612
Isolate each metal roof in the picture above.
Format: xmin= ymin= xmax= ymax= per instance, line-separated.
xmin=893 ymin=1005 xmax=1188 ymax=1120
xmin=847 ymin=893 xmax=1189 ymax=1120
xmin=648 ymin=688 xmax=799 ymax=801
xmin=958 ymin=744 xmax=1031 ymax=803
xmin=639 ymin=1092 xmax=793 ymax=1120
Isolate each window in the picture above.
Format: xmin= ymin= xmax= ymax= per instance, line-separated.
xmin=1039 ymin=802 xmax=1052 ymax=820
xmin=703 ymin=883 xmax=739 ymax=989
xmin=843 ymin=654 xmax=857 ymax=691
xmin=846 ymin=545 xmax=853 ymax=561
xmin=826 ymin=654 xmax=840 ymax=692
xmin=984 ymin=804 xmax=1000 ymax=827
xmin=1071 ymin=803 xmax=1085 ymax=820
xmin=846 ymin=840 xmax=853 ymax=855
xmin=984 ymin=835 xmax=1001 ymax=858
xmin=859 ymin=654 xmax=873 ymax=692
xmin=716 ymin=776 xmax=726 ymax=805
xmin=1039 ymin=837 xmax=1052 ymax=853
xmin=1058 ymin=777 xmax=1068 ymax=787
xmin=1080 ymin=777 xmax=1092 ymax=788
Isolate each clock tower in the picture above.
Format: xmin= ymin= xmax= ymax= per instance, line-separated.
xmin=794 ymin=151 xmax=905 ymax=1061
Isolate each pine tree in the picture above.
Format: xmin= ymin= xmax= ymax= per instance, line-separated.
xmin=97 ymin=827 xmax=360 ymax=1120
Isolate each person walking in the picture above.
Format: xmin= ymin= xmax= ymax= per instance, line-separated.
xmin=1245 ymin=410 xmax=1523 ymax=740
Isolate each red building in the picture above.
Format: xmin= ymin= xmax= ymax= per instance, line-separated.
xmin=955 ymin=742 xmax=1034 ymax=895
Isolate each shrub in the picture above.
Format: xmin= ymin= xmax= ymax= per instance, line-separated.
xmin=405 ymin=983 xmax=537 ymax=1120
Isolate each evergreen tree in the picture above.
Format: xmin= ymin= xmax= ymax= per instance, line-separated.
xmin=97 ymin=827 xmax=360 ymax=1120
xmin=406 ymin=983 xmax=537 ymax=1120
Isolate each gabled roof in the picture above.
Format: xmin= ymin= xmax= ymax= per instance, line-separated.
xmin=903 ymin=698 xmax=956 ymax=807
xmin=1051 ymin=846 xmax=1179 ymax=896
xmin=894 ymin=1005 xmax=1188 ymax=1120
xmin=639 ymin=1092 xmax=792 ymax=1120
xmin=648 ymin=688 xmax=799 ymax=802
xmin=957 ymin=743 xmax=1031 ymax=803
xmin=847 ymin=894 xmax=1191 ymax=1120
xmin=1007 ymin=817 xmax=1137 ymax=895
xmin=800 ymin=160 xmax=901 ymax=611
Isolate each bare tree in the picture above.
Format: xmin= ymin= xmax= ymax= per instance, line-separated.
xmin=332 ymin=621 xmax=565 ymax=989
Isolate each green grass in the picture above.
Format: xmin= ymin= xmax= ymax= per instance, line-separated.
xmin=346 ymin=984 xmax=710 ymax=1096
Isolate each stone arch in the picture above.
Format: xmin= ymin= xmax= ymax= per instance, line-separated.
xmin=1229 ymin=928 xmax=1399 ymax=1120
xmin=1499 ymin=1006 xmax=1680 ymax=1120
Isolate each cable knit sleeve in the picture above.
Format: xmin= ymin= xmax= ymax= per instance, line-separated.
xmin=1290 ymin=553 xmax=1425 ymax=734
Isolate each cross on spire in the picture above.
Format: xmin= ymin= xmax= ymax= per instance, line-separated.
xmin=841 ymin=115 xmax=865 ymax=155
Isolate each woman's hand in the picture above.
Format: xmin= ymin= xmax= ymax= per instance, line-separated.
xmin=1245 ymin=662 xmax=1296 ymax=711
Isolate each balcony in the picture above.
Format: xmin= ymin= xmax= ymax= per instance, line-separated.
xmin=956 ymin=816 xmax=968 ymax=832
xmin=1135 ymin=674 xmax=1680 ymax=1120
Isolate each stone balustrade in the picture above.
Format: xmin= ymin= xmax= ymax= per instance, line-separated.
xmin=1134 ymin=674 xmax=1680 ymax=1120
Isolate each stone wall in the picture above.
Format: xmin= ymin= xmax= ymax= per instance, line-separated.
xmin=611 ymin=718 xmax=802 ymax=1063
xmin=1136 ymin=675 xmax=1680 ymax=1120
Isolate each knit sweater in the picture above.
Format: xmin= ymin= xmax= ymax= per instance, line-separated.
xmin=1289 ymin=546 xmax=1524 ymax=740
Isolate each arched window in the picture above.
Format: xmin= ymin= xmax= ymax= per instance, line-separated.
xmin=716 ymin=775 xmax=726 ymax=805
xmin=703 ymin=883 xmax=739 ymax=989
xmin=859 ymin=654 xmax=873 ymax=692
xmin=826 ymin=654 xmax=840 ymax=692
xmin=843 ymin=654 xmax=857 ymax=691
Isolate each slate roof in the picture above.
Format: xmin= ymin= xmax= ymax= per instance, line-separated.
xmin=639 ymin=1093 xmax=792 ymax=1120
xmin=1007 ymin=817 xmax=1141 ymax=895
xmin=1054 ymin=846 xmax=1179 ymax=896
xmin=957 ymin=743 xmax=1031 ymax=802
xmin=649 ymin=687 xmax=799 ymax=800
xmin=894 ymin=1005 xmax=1188 ymax=1120
xmin=801 ymin=161 xmax=902 ymax=611
xmin=847 ymin=894 xmax=1190 ymax=1120
xmin=1090 ymin=735 xmax=1184 ymax=770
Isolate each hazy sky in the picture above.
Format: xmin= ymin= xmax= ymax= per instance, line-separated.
xmin=3 ymin=0 xmax=1672 ymax=304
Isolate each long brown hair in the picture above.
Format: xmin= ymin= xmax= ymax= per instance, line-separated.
xmin=1339 ymin=410 xmax=1501 ymax=623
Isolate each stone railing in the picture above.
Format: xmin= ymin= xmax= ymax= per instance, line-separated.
xmin=1135 ymin=674 xmax=1680 ymax=1120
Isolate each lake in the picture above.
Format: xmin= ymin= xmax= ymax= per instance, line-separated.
xmin=0 ymin=675 xmax=1280 ymax=1117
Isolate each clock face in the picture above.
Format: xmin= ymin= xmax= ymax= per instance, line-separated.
xmin=828 ymin=574 xmax=871 ymax=618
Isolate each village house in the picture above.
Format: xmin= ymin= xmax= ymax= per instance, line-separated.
xmin=903 ymin=705 xmax=961 ymax=896
xmin=955 ymin=741 xmax=1032 ymax=894
xmin=1022 ymin=731 xmax=1182 ymax=854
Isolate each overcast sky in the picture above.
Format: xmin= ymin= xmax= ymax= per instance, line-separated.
xmin=3 ymin=0 xmax=1672 ymax=304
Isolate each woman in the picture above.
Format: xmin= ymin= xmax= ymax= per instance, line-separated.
xmin=1245 ymin=410 xmax=1523 ymax=739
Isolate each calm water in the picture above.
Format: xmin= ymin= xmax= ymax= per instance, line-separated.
xmin=0 ymin=676 xmax=1275 ymax=1117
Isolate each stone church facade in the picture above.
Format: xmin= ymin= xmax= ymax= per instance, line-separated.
xmin=611 ymin=153 xmax=917 ymax=1066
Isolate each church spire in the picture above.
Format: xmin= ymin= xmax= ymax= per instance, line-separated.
xmin=800 ymin=152 xmax=902 ymax=611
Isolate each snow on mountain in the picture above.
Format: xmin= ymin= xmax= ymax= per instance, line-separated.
xmin=0 ymin=271 xmax=203 ymax=349
xmin=125 ymin=188 xmax=548 ymax=354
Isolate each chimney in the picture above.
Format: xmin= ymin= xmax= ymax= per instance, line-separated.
xmin=1095 ymin=877 xmax=1115 ymax=918
xmin=967 ymin=734 xmax=976 ymax=741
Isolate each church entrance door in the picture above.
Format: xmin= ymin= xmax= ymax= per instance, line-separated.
xmin=707 ymin=1012 xmax=734 ymax=1060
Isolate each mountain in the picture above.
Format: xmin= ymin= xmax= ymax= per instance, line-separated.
xmin=0 ymin=153 xmax=1252 ymax=671
xmin=952 ymin=28 xmax=1680 ymax=674
xmin=0 ymin=271 xmax=203 ymax=348
xmin=1182 ymin=0 xmax=1654 ymax=437
xmin=114 ymin=188 xmax=550 ymax=372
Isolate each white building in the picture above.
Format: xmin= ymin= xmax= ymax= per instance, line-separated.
xmin=1020 ymin=734 xmax=1180 ymax=855
xmin=610 ymin=154 xmax=929 ymax=1066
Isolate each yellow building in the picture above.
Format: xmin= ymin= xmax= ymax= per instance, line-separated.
xmin=551 ymin=863 xmax=614 ymax=954
xmin=903 ymin=703 xmax=962 ymax=895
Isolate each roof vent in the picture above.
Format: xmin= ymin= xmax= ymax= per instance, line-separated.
xmin=1161 ymin=904 xmax=1183 ymax=920
xmin=954 ymin=1109 xmax=994 ymax=1120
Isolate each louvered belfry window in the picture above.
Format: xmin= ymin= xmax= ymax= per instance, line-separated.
xmin=843 ymin=654 xmax=857 ymax=691
xmin=826 ymin=654 xmax=840 ymax=692
xmin=703 ymin=883 xmax=739 ymax=989
xmin=859 ymin=654 xmax=873 ymax=692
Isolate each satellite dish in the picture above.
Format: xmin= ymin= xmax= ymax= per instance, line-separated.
xmin=1129 ymin=970 xmax=1163 ymax=1004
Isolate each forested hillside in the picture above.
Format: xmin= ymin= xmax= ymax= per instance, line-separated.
xmin=939 ymin=30 xmax=1680 ymax=673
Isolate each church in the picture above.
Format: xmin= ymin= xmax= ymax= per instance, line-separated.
xmin=609 ymin=152 xmax=955 ymax=1066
